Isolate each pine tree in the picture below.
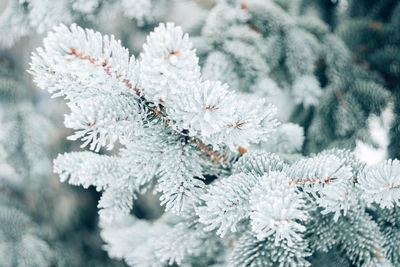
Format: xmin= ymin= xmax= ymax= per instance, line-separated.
xmin=293 ymin=0 xmax=400 ymax=160
xmin=0 ymin=54 xmax=63 ymax=266
xmin=0 ymin=0 xmax=170 ymax=49
xmin=192 ymin=0 xmax=389 ymax=154
xmin=29 ymin=22 xmax=400 ymax=266
xmin=334 ymin=0 xmax=400 ymax=160
xmin=0 ymin=48 xmax=125 ymax=266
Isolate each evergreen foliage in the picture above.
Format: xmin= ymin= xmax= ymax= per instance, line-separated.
xmin=295 ymin=0 xmax=400 ymax=158
xmin=0 ymin=50 xmax=125 ymax=266
xmin=335 ymin=0 xmax=400 ymax=159
xmin=193 ymin=0 xmax=389 ymax=153
xmin=0 ymin=56 xmax=63 ymax=266
xmin=0 ymin=0 xmax=399 ymax=266
xmin=29 ymin=21 xmax=400 ymax=266
xmin=0 ymin=0 xmax=169 ymax=48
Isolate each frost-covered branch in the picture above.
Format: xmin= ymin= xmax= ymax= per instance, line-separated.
xmin=30 ymin=23 xmax=277 ymax=216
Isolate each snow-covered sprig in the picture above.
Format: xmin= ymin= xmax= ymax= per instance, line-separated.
xmin=155 ymin=218 xmax=223 ymax=266
xmin=249 ymin=171 xmax=308 ymax=246
xmin=30 ymin=23 xmax=142 ymax=151
xmin=232 ymin=150 xmax=286 ymax=175
xmin=30 ymin=23 xmax=277 ymax=215
xmin=139 ymin=22 xmax=201 ymax=105
xmin=198 ymin=172 xmax=259 ymax=237
xmin=199 ymin=155 xmax=308 ymax=246
xmin=54 ymin=152 xmax=126 ymax=191
xmin=284 ymin=153 xmax=355 ymax=220
xmin=30 ymin=22 xmax=277 ymax=156
xmin=54 ymin=152 xmax=136 ymax=218
xmin=229 ymin=230 xmax=311 ymax=267
xmin=168 ymin=80 xmax=234 ymax=140
xmin=139 ymin=23 xmax=277 ymax=151
xmin=198 ymin=152 xmax=287 ymax=237
xmin=218 ymin=98 xmax=277 ymax=151
xmin=156 ymin=144 xmax=205 ymax=213
xmin=358 ymin=159 xmax=400 ymax=209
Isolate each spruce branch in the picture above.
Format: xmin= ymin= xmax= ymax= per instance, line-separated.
xmin=30 ymin=23 xmax=277 ymax=214
xmin=30 ymin=23 xmax=276 ymax=163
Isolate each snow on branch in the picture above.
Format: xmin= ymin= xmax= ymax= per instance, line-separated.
xmin=358 ymin=159 xmax=400 ymax=208
xmin=30 ymin=23 xmax=277 ymax=214
xmin=30 ymin=22 xmax=277 ymax=158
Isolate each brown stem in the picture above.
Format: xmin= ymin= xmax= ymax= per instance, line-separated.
xmin=67 ymin=47 xmax=245 ymax=165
